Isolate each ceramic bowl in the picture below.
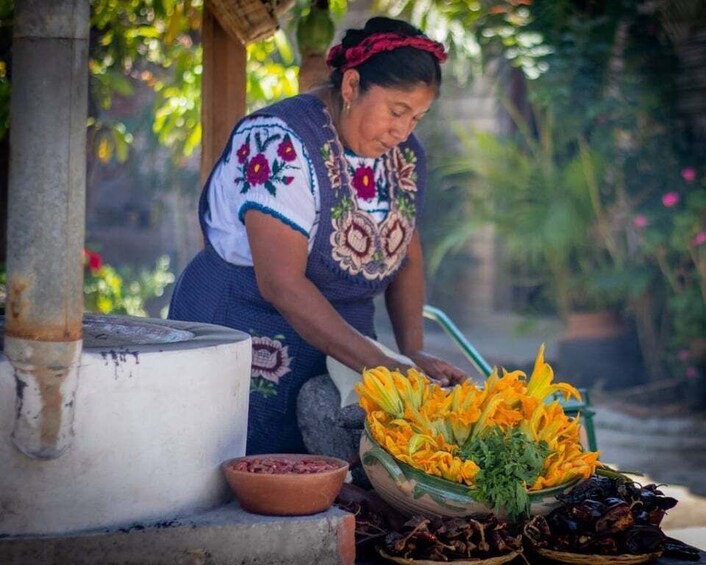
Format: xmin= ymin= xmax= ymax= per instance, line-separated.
xmin=360 ymin=427 xmax=578 ymax=520
xmin=221 ymin=453 xmax=349 ymax=516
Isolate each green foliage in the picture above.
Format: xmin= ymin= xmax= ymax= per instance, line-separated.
xmin=83 ymin=253 xmax=175 ymax=317
xmin=0 ymin=253 xmax=174 ymax=318
xmin=460 ymin=426 xmax=549 ymax=521
xmin=296 ymin=3 xmax=335 ymax=55
xmin=0 ymin=0 xmax=301 ymax=163
xmin=373 ymin=0 xmax=539 ymax=82
xmin=89 ymin=0 xmax=204 ymax=162
xmin=442 ymin=99 xmax=639 ymax=317
xmin=423 ymin=0 xmax=703 ymax=386
xmin=246 ymin=31 xmax=299 ymax=112
xmin=636 ymin=171 xmax=706 ymax=350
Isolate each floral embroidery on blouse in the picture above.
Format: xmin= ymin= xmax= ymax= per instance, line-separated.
xmin=352 ymin=165 xmax=376 ymax=200
xmin=380 ymin=211 xmax=411 ymax=265
xmin=323 ymin=140 xmax=418 ymax=280
xmin=249 ymin=333 xmax=293 ymax=398
xmin=322 ymin=143 xmax=342 ymax=191
xmin=235 ymin=132 xmax=299 ymax=197
xmin=390 ymin=146 xmax=418 ymax=192
xmin=330 ymin=213 xmax=378 ymax=276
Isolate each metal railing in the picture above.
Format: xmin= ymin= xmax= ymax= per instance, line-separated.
xmin=422 ymin=305 xmax=597 ymax=452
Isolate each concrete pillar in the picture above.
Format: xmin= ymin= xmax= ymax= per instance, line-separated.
xmin=4 ymin=0 xmax=89 ymax=458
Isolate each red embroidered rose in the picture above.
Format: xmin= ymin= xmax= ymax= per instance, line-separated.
xmin=82 ymin=249 xmax=103 ymax=273
xmin=277 ymin=134 xmax=297 ymax=162
xmin=236 ymin=142 xmax=250 ymax=164
xmin=283 ymin=176 xmax=294 ymax=185
xmin=246 ymin=154 xmax=271 ymax=185
xmin=352 ymin=166 xmax=376 ymax=200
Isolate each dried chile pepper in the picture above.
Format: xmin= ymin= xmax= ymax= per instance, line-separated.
xmin=524 ymin=474 xmax=687 ymax=558
xmin=382 ymin=513 xmax=522 ymax=561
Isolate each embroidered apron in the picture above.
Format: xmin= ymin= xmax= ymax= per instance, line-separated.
xmin=169 ymin=94 xmax=427 ymax=454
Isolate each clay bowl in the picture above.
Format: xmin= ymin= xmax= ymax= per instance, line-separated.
xmin=360 ymin=427 xmax=578 ymax=520
xmin=221 ymin=453 xmax=349 ymax=516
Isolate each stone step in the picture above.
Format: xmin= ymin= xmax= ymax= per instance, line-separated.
xmin=0 ymin=502 xmax=355 ymax=565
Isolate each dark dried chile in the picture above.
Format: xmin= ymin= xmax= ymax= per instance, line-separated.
xmin=569 ymin=499 xmax=606 ymax=522
xmin=558 ymin=475 xmax=615 ymax=504
xmin=592 ymin=536 xmax=620 ymax=555
xmin=382 ymin=513 xmax=522 ymax=561
xmin=663 ymin=536 xmax=702 ymax=561
xmin=525 ymin=474 xmax=687 ymax=558
xmin=624 ymin=524 xmax=665 ymax=553
xmin=595 ymin=501 xmax=634 ymax=534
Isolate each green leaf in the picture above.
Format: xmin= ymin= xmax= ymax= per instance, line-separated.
xmin=460 ymin=426 xmax=549 ymax=521
xmin=264 ymin=181 xmax=277 ymax=196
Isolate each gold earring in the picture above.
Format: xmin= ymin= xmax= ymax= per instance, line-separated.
xmin=344 ymin=101 xmax=351 ymax=115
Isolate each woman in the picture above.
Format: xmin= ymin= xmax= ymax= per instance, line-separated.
xmin=169 ymin=17 xmax=467 ymax=455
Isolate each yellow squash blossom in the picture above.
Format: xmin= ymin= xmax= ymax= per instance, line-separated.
xmin=358 ymin=345 xmax=600 ymax=490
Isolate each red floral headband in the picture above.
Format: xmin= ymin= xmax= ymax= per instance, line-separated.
xmin=327 ymin=32 xmax=448 ymax=72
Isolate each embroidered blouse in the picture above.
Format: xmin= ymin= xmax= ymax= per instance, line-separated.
xmin=206 ymin=115 xmax=392 ymax=266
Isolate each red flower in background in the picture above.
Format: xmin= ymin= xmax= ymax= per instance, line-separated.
xmin=82 ymin=249 xmax=103 ymax=273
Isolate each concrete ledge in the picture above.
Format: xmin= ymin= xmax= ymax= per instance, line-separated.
xmin=0 ymin=502 xmax=356 ymax=565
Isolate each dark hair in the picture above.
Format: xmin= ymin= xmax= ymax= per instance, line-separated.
xmin=328 ymin=17 xmax=443 ymax=94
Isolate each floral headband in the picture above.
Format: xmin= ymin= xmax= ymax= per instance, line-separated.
xmin=326 ymin=32 xmax=448 ymax=72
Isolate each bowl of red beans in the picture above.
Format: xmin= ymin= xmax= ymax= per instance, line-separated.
xmin=221 ymin=453 xmax=350 ymax=516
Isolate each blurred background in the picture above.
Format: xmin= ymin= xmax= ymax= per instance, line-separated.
xmin=0 ymin=0 xmax=704 ymax=409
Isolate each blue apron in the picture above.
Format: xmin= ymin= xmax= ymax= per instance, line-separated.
xmin=169 ymin=94 xmax=427 ymax=454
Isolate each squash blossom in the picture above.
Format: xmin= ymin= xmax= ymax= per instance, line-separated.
xmin=355 ymin=344 xmax=600 ymax=491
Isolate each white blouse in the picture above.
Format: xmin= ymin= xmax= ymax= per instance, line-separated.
xmin=206 ymin=116 xmax=391 ymax=266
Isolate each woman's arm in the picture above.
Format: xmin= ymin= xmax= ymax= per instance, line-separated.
xmin=385 ymin=230 xmax=468 ymax=385
xmin=245 ymin=209 xmax=404 ymax=372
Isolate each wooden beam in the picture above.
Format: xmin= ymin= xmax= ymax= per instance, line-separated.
xmin=200 ymin=5 xmax=247 ymax=186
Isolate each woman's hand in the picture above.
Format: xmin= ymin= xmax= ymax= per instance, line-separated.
xmin=406 ymin=351 xmax=468 ymax=387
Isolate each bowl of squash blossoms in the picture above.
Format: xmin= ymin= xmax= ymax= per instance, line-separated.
xmin=355 ymin=345 xmax=601 ymax=522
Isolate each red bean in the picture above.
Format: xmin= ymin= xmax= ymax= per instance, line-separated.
xmin=231 ymin=457 xmax=340 ymax=474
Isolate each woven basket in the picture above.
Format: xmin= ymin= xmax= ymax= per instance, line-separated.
xmin=378 ymin=548 xmax=521 ymax=564
xmin=532 ymin=547 xmax=662 ymax=565
xmin=205 ymin=0 xmax=294 ymax=44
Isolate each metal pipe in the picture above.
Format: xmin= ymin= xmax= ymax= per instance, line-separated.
xmin=422 ymin=305 xmax=493 ymax=378
xmin=4 ymin=0 xmax=89 ymax=458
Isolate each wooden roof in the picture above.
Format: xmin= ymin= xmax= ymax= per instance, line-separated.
xmin=205 ymin=0 xmax=295 ymax=45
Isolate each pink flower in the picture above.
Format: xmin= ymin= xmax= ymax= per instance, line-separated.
xmin=246 ymin=154 xmax=271 ymax=185
xmin=692 ymin=231 xmax=706 ymax=247
xmin=277 ymin=135 xmax=297 ymax=162
xmin=236 ymin=143 xmax=250 ymax=164
xmin=678 ymin=349 xmax=690 ymax=362
xmin=662 ymin=192 xmax=680 ymax=207
xmin=681 ymin=167 xmax=697 ymax=183
xmin=686 ymin=367 xmax=700 ymax=379
xmin=352 ymin=166 xmax=376 ymax=200
xmin=633 ymin=215 xmax=648 ymax=229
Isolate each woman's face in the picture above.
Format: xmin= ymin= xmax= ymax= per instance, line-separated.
xmin=338 ymin=70 xmax=437 ymax=158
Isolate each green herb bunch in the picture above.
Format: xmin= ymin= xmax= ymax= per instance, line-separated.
xmin=460 ymin=426 xmax=550 ymax=520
